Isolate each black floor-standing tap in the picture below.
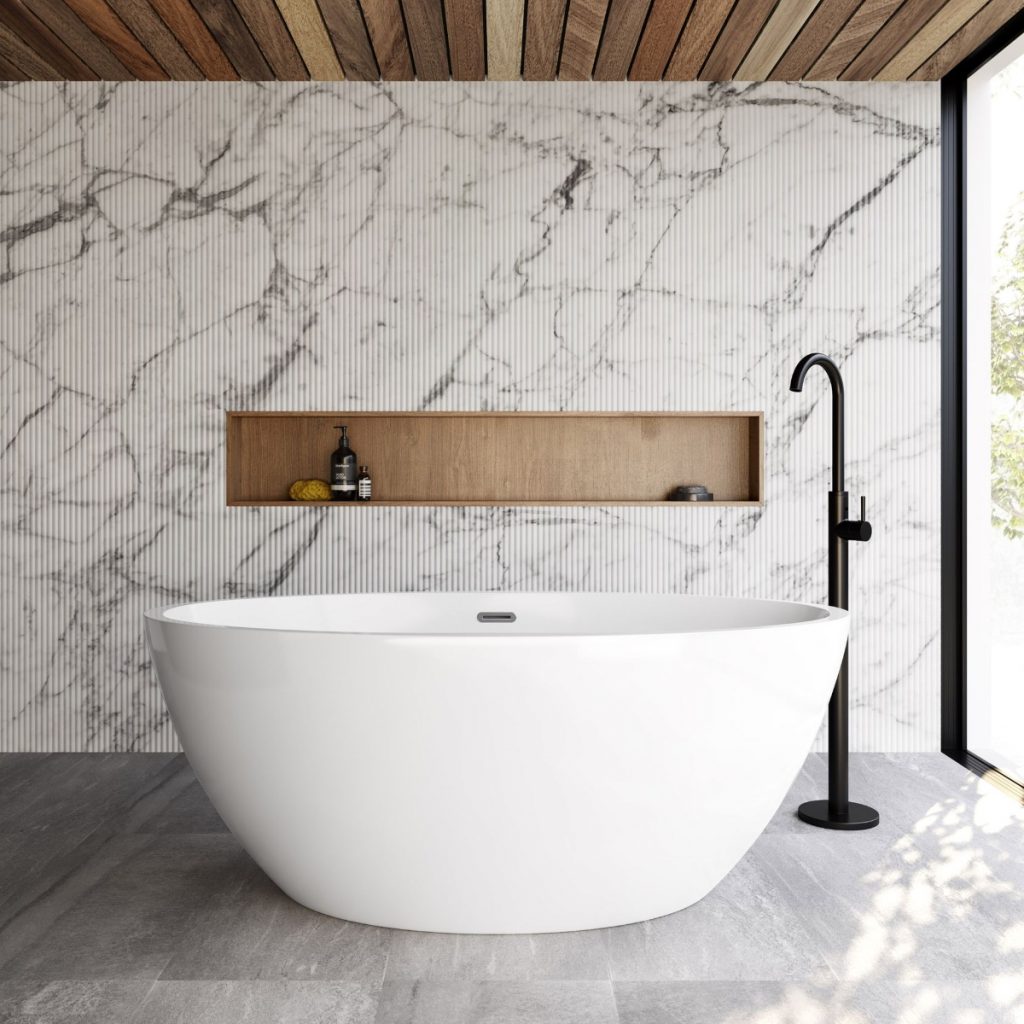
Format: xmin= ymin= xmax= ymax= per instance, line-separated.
xmin=790 ymin=353 xmax=879 ymax=831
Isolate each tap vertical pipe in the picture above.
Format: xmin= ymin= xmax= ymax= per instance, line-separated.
xmin=829 ymin=489 xmax=849 ymax=816
xmin=832 ymin=395 xmax=845 ymax=494
xmin=826 ymin=357 xmax=849 ymax=816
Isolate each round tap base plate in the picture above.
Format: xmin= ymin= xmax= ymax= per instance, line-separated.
xmin=797 ymin=799 xmax=879 ymax=831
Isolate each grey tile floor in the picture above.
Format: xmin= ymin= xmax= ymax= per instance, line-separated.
xmin=0 ymin=753 xmax=1022 ymax=1023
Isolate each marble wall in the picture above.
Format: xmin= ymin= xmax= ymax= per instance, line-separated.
xmin=0 ymin=81 xmax=940 ymax=752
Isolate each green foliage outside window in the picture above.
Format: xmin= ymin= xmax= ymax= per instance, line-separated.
xmin=992 ymin=197 xmax=1024 ymax=539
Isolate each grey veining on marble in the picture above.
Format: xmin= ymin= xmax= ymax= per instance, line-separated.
xmin=0 ymin=81 xmax=940 ymax=753
xmin=1 ymin=754 xmax=1023 ymax=1024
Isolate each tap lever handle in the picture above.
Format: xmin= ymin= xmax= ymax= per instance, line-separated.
xmin=837 ymin=496 xmax=872 ymax=542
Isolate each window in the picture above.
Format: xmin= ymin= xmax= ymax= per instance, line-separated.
xmin=965 ymin=38 xmax=1024 ymax=784
xmin=943 ymin=14 xmax=1024 ymax=797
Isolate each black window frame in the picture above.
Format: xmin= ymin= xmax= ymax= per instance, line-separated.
xmin=941 ymin=9 xmax=1024 ymax=803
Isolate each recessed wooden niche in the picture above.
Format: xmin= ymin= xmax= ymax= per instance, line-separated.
xmin=226 ymin=412 xmax=764 ymax=507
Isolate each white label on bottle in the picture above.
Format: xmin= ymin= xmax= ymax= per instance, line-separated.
xmin=358 ymin=480 xmax=371 ymax=498
xmin=331 ymin=483 xmax=357 ymax=491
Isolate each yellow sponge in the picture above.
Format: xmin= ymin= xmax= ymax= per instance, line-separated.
xmin=288 ymin=479 xmax=332 ymax=501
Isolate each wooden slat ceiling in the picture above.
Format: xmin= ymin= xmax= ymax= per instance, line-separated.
xmin=0 ymin=0 xmax=1020 ymax=82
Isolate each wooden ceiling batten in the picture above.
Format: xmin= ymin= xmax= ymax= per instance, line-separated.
xmin=841 ymin=0 xmax=950 ymax=78
xmin=232 ymin=0 xmax=310 ymax=78
xmin=593 ymin=0 xmax=652 ymax=79
xmin=145 ymin=0 xmax=236 ymax=77
xmin=664 ymin=0 xmax=735 ymax=78
xmin=0 ymin=0 xmax=99 ymax=78
xmin=700 ymin=0 xmax=780 ymax=79
xmin=19 ymin=0 xmax=132 ymax=78
xmin=558 ymin=0 xmax=610 ymax=79
xmin=1 ymin=0 xmax=1022 ymax=82
xmin=443 ymin=0 xmax=485 ymax=79
xmin=359 ymin=0 xmax=414 ymax=77
xmin=0 ymin=50 xmax=28 ymax=78
xmin=735 ymin=0 xmax=819 ymax=77
xmin=317 ymin=0 xmax=379 ymax=79
xmin=804 ymin=0 xmax=902 ymax=77
xmin=485 ymin=0 xmax=525 ymax=78
xmin=63 ymin=0 xmax=169 ymax=77
xmin=768 ymin=0 xmax=860 ymax=77
xmin=0 ymin=19 xmax=60 ymax=77
xmin=190 ymin=0 xmax=275 ymax=78
xmin=628 ymin=0 xmax=694 ymax=79
xmin=400 ymin=0 xmax=450 ymax=79
xmin=101 ymin=0 xmax=201 ymax=78
xmin=523 ymin=0 xmax=569 ymax=79
xmin=273 ymin=0 xmax=345 ymax=77
xmin=910 ymin=0 xmax=1024 ymax=77
xmin=875 ymin=0 xmax=991 ymax=78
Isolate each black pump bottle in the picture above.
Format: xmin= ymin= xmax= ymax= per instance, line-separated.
xmin=330 ymin=425 xmax=357 ymax=501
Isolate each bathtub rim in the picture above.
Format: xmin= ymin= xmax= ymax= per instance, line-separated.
xmin=144 ymin=591 xmax=849 ymax=639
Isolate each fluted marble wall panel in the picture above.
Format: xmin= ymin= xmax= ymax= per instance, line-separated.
xmin=0 ymin=81 xmax=940 ymax=752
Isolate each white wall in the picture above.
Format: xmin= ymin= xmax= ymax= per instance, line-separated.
xmin=0 ymin=81 xmax=940 ymax=752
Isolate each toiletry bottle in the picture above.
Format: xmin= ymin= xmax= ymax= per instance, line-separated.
xmin=357 ymin=466 xmax=372 ymax=502
xmin=330 ymin=426 xmax=358 ymax=502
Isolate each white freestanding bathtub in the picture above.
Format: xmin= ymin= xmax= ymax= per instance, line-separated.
xmin=145 ymin=592 xmax=847 ymax=934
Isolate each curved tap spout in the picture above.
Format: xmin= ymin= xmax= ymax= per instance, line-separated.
xmin=790 ymin=353 xmax=845 ymax=493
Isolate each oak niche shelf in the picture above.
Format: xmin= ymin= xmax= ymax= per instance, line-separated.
xmin=226 ymin=411 xmax=764 ymax=508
